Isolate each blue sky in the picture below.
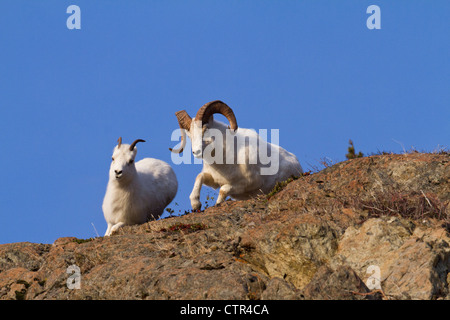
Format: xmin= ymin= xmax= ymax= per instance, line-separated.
xmin=0 ymin=1 xmax=448 ymax=244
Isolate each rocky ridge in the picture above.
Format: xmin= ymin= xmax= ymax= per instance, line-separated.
xmin=0 ymin=153 xmax=449 ymax=300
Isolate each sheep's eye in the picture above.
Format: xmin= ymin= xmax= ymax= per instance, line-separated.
xmin=128 ymin=159 xmax=134 ymax=164
xmin=112 ymin=157 xmax=115 ymax=161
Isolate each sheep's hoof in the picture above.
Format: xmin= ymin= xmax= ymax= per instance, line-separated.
xmin=191 ymin=200 xmax=201 ymax=211
xmin=109 ymin=223 xmax=125 ymax=236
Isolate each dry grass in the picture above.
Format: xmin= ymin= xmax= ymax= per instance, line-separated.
xmin=351 ymin=190 xmax=449 ymax=223
xmin=307 ymin=157 xmax=336 ymax=173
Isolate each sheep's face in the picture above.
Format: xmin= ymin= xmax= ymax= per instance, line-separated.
xmin=110 ymin=146 xmax=137 ymax=182
xmin=189 ymin=120 xmax=215 ymax=159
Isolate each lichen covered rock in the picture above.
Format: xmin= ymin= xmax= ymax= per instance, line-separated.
xmin=0 ymin=153 xmax=448 ymax=300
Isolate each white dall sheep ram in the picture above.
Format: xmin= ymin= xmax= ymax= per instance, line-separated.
xmin=170 ymin=100 xmax=303 ymax=210
xmin=103 ymin=137 xmax=178 ymax=236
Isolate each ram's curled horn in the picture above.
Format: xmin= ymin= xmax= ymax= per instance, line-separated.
xmin=117 ymin=137 xmax=122 ymax=148
xmin=175 ymin=110 xmax=192 ymax=130
xmin=169 ymin=127 xmax=187 ymax=153
xmin=195 ymin=100 xmax=238 ymax=132
xmin=129 ymin=139 xmax=146 ymax=151
xmin=170 ymin=110 xmax=192 ymax=153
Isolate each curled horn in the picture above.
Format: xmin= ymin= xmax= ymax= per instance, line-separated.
xmin=129 ymin=139 xmax=146 ymax=151
xmin=195 ymin=100 xmax=238 ymax=132
xmin=169 ymin=128 xmax=187 ymax=153
xmin=169 ymin=110 xmax=192 ymax=153
xmin=117 ymin=137 xmax=122 ymax=148
xmin=175 ymin=110 xmax=192 ymax=131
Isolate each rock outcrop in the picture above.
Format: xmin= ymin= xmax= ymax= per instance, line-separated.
xmin=0 ymin=153 xmax=449 ymax=300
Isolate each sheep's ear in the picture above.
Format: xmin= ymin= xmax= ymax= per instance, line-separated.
xmin=117 ymin=137 xmax=122 ymax=148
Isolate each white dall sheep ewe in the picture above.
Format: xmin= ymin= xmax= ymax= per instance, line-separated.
xmin=103 ymin=137 xmax=178 ymax=236
xmin=170 ymin=100 xmax=303 ymax=210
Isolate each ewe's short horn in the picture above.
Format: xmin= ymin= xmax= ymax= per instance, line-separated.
xmin=117 ymin=137 xmax=122 ymax=148
xmin=170 ymin=110 xmax=192 ymax=153
xmin=129 ymin=139 xmax=146 ymax=151
xmin=195 ymin=100 xmax=238 ymax=132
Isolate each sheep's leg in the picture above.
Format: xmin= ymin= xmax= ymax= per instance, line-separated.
xmin=216 ymin=184 xmax=232 ymax=205
xmin=104 ymin=224 xmax=113 ymax=237
xmin=110 ymin=222 xmax=125 ymax=235
xmin=190 ymin=173 xmax=204 ymax=211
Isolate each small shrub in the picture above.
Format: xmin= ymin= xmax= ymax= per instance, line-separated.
xmin=267 ymin=175 xmax=300 ymax=199
xmin=346 ymin=140 xmax=364 ymax=160
xmin=72 ymin=238 xmax=94 ymax=244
